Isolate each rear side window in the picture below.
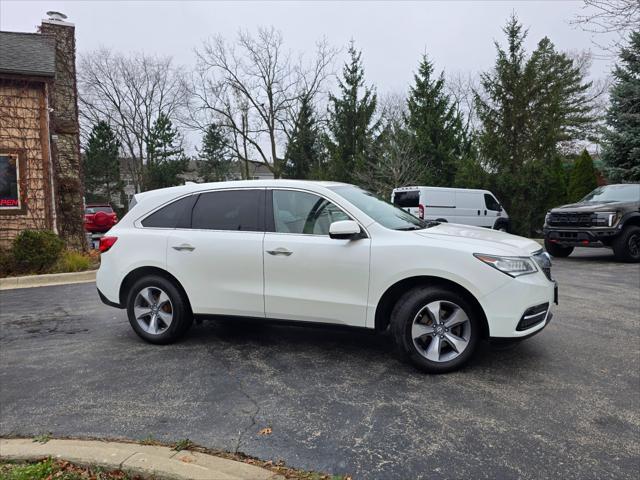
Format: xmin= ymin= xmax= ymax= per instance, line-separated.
xmin=192 ymin=190 xmax=262 ymax=231
xmin=484 ymin=194 xmax=501 ymax=211
xmin=142 ymin=195 xmax=197 ymax=228
xmin=393 ymin=191 xmax=419 ymax=208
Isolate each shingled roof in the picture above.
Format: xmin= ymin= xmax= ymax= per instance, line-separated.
xmin=0 ymin=31 xmax=56 ymax=78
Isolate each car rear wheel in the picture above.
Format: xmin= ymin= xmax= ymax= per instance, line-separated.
xmin=126 ymin=275 xmax=193 ymax=344
xmin=544 ymin=239 xmax=574 ymax=258
xmin=612 ymin=226 xmax=640 ymax=263
xmin=391 ymin=287 xmax=480 ymax=373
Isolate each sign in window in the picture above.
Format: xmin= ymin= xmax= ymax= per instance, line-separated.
xmin=0 ymin=154 xmax=20 ymax=209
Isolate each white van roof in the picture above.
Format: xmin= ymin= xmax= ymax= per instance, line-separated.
xmin=393 ymin=186 xmax=491 ymax=195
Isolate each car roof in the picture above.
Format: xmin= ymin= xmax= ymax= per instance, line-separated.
xmin=86 ymin=203 xmax=112 ymax=207
xmin=393 ymin=186 xmax=490 ymax=194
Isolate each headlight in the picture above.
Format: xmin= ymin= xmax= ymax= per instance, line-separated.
xmin=474 ymin=253 xmax=538 ymax=277
xmin=592 ymin=211 xmax=618 ymax=227
xmin=544 ymin=212 xmax=551 ymax=225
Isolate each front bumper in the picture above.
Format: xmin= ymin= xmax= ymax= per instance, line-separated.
xmin=544 ymin=226 xmax=619 ymax=247
xmin=480 ymin=271 xmax=556 ymax=338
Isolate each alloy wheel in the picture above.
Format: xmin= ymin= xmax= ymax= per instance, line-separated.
xmin=411 ymin=300 xmax=471 ymax=362
xmin=133 ymin=286 xmax=174 ymax=335
xmin=629 ymin=232 xmax=640 ymax=258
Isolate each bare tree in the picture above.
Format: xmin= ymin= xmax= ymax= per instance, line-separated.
xmin=188 ymin=27 xmax=336 ymax=178
xmin=78 ymin=49 xmax=189 ymax=192
xmin=446 ymin=71 xmax=480 ymax=133
xmin=573 ymin=0 xmax=640 ymax=54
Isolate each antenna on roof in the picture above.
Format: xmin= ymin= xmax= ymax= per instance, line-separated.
xmin=46 ymin=11 xmax=68 ymax=21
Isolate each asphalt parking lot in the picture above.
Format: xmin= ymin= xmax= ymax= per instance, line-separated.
xmin=1 ymin=248 xmax=639 ymax=479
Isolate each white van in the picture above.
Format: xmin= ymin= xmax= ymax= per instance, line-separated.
xmin=391 ymin=186 xmax=510 ymax=231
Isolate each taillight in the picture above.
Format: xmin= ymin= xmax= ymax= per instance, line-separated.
xmin=99 ymin=236 xmax=118 ymax=253
xmin=418 ymin=204 xmax=425 ymax=219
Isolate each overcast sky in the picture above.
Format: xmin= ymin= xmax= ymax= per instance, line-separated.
xmin=1 ymin=0 xmax=616 ymax=94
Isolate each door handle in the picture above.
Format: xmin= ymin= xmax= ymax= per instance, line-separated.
xmin=484 ymin=210 xmax=487 ymax=215
xmin=172 ymin=244 xmax=195 ymax=251
xmin=266 ymin=248 xmax=293 ymax=256
xmin=477 ymin=210 xmax=480 ymax=215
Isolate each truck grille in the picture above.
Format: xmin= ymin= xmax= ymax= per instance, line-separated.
xmin=548 ymin=212 xmax=593 ymax=227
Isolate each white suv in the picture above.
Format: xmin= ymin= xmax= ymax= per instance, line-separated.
xmin=97 ymin=180 xmax=557 ymax=373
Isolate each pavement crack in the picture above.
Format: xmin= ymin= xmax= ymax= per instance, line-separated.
xmin=232 ymin=386 xmax=260 ymax=454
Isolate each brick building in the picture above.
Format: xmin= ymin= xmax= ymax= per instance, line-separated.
xmin=0 ymin=12 xmax=85 ymax=249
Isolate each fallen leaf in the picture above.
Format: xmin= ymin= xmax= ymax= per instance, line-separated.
xmin=258 ymin=427 xmax=272 ymax=436
xmin=177 ymin=455 xmax=194 ymax=463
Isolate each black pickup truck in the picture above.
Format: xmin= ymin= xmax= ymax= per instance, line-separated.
xmin=543 ymin=184 xmax=640 ymax=262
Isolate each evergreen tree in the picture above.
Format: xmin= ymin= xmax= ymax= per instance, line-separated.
xmin=84 ymin=121 xmax=122 ymax=204
xmin=602 ymin=30 xmax=640 ymax=182
xmin=284 ymin=98 xmax=322 ymax=179
xmin=197 ymin=123 xmax=231 ymax=182
xmin=568 ymin=149 xmax=598 ymax=201
xmin=475 ymin=15 xmax=595 ymax=235
xmin=326 ymin=42 xmax=379 ymax=183
xmin=145 ymin=113 xmax=187 ymax=190
xmin=406 ymin=55 xmax=466 ymax=186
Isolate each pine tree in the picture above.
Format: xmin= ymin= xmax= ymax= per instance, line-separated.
xmin=568 ymin=150 xmax=598 ymax=202
xmin=406 ymin=55 xmax=466 ymax=186
xmin=84 ymin=121 xmax=122 ymax=204
xmin=475 ymin=15 xmax=595 ymax=235
xmin=602 ymin=30 xmax=640 ymax=182
xmin=145 ymin=113 xmax=187 ymax=190
xmin=284 ymin=98 xmax=322 ymax=179
xmin=197 ymin=123 xmax=231 ymax=182
xmin=326 ymin=42 xmax=379 ymax=183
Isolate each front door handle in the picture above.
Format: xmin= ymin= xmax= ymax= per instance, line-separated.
xmin=172 ymin=244 xmax=195 ymax=252
xmin=266 ymin=248 xmax=293 ymax=256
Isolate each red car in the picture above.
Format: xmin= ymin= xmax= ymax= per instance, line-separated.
xmin=84 ymin=204 xmax=118 ymax=233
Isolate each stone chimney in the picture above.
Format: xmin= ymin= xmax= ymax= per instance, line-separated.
xmin=40 ymin=12 xmax=86 ymax=250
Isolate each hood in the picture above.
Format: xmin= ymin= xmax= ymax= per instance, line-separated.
xmin=415 ymin=223 xmax=541 ymax=256
xmin=551 ymin=200 xmax=638 ymax=213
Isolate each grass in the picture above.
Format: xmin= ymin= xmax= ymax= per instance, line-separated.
xmin=0 ymin=458 xmax=150 ymax=480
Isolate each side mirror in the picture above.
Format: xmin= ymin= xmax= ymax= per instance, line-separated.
xmin=329 ymin=220 xmax=361 ymax=240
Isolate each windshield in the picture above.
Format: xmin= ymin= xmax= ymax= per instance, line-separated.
xmin=330 ymin=185 xmax=427 ymax=230
xmin=580 ymin=184 xmax=640 ymax=203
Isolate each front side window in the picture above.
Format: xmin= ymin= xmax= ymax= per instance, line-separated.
xmin=0 ymin=154 xmax=20 ymax=210
xmin=192 ymin=189 xmax=262 ymax=231
xmin=272 ymin=190 xmax=350 ymax=235
xmin=330 ymin=185 xmax=426 ymax=231
xmin=484 ymin=194 xmax=501 ymax=211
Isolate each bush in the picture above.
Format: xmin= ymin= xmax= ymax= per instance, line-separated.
xmin=0 ymin=248 xmax=16 ymax=277
xmin=11 ymin=230 xmax=64 ymax=273
xmin=54 ymin=251 xmax=92 ymax=273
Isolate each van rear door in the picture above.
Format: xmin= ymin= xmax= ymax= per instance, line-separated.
xmin=392 ymin=189 xmax=421 ymax=217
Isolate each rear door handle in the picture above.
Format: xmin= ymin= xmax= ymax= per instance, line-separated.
xmin=172 ymin=244 xmax=195 ymax=251
xmin=266 ymin=248 xmax=293 ymax=256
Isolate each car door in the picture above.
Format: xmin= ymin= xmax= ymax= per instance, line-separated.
xmin=263 ymin=189 xmax=371 ymax=327
xmin=165 ymin=189 xmax=266 ymax=317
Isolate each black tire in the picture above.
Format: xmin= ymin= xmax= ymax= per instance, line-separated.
xmin=612 ymin=226 xmax=640 ymax=263
xmin=390 ymin=286 xmax=481 ymax=374
xmin=544 ymin=239 xmax=574 ymax=258
xmin=493 ymin=220 xmax=509 ymax=233
xmin=126 ymin=275 xmax=193 ymax=344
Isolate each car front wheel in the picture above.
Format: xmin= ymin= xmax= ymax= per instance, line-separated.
xmin=612 ymin=226 xmax=640 ymax=263
xmin=126 ymin=275 xmax=193 ymax=344
xmin=391 ymin=287 xmax=480 ymax=373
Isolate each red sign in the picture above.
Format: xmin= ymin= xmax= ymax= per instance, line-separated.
xmin=0 ymin=198 xmax=19 ymax=207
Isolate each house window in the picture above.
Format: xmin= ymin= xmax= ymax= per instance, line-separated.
xmin=0 ymin=154 xmax=21 ymax=210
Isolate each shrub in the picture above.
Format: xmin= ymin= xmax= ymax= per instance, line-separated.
xmin=55 ymin=251 xmax=92 ymax=272
xmin=11 ymin=230 xmax=64 ymax=273
xmin=0 ymin=248 xmax=16 ymax=277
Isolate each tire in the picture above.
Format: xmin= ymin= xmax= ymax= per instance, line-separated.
xmin=390 ymin=286 xmax=480 ymax=374
xmin=494 ymin=221 xmax=509 ymax=233
xmin=126 ymin=275 xmax=193 ymax=344
xmin=612 ymin=226 xmax=640 ymax=263
xmin=544 ymin=239 xmax=574 ymax=258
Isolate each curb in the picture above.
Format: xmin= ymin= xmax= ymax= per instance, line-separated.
xmin=0 ymin=270 xmax=96 ymax=291
xmin=0 ymin=438 xmax=283 ymax=480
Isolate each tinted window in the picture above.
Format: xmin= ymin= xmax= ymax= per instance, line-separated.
xmin=192 ymin=190 xmax=262 ymax=231
xmin=393 ymin=191 xmax=419 ymax=208
xmin=272 ymin=190 xmax=350 ymax=235
xmin=484 ymin=194 xmax=501 ymax=211
xmin=142 ymin=195 xmax=196 ymax=228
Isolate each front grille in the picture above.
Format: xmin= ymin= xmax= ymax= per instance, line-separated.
xmin=517 ymin=302 xmax=550 ymax=331
xmin=548 ymin=212 xmax=593 ymax=227
xmin=532 ymin=250 xmax=553 ymax=280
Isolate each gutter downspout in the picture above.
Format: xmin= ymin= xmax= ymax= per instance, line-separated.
xmin=44 ymin=82 xmax=58 ymax=234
